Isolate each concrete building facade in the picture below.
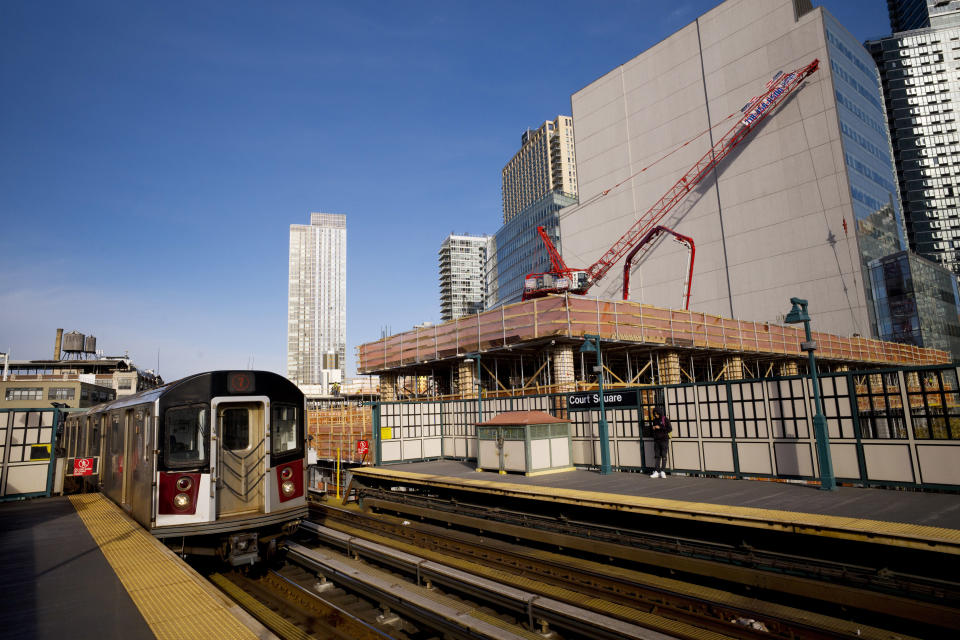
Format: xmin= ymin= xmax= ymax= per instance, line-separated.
xmin=560 ymin=0 xmax=904 ymax=341
xmin=287 ymin=213 xmax=347 ymax=386
xmin=438 ymin=233 xmax=489 ymax=321
xmin=501 ymin=116 xmax=578 ymax=224
xmin=1 ymin=379 xmax=115 ymax=409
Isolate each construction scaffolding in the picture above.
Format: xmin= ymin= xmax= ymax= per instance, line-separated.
xmin=358 ymin=295 xmax=950 ymax=375
xmin=307 ymin=406 xmax=373 ymax=463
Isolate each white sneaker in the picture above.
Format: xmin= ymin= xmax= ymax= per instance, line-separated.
xmin=659 ymin=471 xmax=667 ymax=478
xmin=650 ymin=471 xmax=659 ymax=478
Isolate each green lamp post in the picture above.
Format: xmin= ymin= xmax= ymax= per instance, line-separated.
xmin=581 ymin=334 xmax=612 ymax=475
xmin=784 ymin=297 xmax=836 ymax=491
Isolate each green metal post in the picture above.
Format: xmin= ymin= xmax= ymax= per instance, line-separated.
xmin=785 ymin=297 xmax=836 ymax=491
xmin=583 ymin=334 xmax=612 ymax=475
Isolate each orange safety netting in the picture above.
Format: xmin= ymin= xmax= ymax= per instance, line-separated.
xmin=308 ymin=406 xmax=373 ymax=462
xmin=357 ymin=296 xmax=950 ymax=372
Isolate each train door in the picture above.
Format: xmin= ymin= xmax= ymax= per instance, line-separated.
xmin=215 ymin=402 xmax=265 ymax=517
xmin=122 ymin=410 xmax=134 ymax=507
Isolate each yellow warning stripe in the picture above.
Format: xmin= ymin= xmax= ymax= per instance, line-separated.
xmin=352 ymin=468 xmax=960 ymax=553
xmin=210 ymin=574 xmax=311 ymax=640
xmin=69 ymin=494 xmax=260 ymax=640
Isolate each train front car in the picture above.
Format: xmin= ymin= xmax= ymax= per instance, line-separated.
xmin=155 ymin=370 xmax=307 ymax=565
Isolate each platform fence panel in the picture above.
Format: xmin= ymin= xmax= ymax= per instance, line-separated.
xmin=370 ymin=364 xmax=960 ymax=489
xmin=1 ymin=408 xmax=60 ymax=501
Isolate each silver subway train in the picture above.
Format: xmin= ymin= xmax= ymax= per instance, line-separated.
xmin=62 ymin=370 xmax=307 ymax=565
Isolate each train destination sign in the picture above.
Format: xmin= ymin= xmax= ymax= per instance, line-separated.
xmin=567 ymin=390 xmax=638 ymax=411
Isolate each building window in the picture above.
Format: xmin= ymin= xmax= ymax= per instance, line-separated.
xmin=5 ymin=387 xmax=43 ymax=401
xmin=48 ymin=387 xmax=76 ymax=400
xmin=117 ymin=377 xmax=133 ymax=390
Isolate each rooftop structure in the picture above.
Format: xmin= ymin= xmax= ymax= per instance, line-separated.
xmin=0 ymin=356 xmax=162 ymax=400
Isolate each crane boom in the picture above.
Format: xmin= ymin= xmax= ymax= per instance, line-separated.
xmin=522 ymin=59 xmax=819 ymax=301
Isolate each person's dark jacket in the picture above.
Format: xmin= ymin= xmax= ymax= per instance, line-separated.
xmin=653 ymin=415 xmax=672 ymax=441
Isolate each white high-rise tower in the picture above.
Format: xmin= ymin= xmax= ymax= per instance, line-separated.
xmin=287 ymin=213 xmax=346 ymax=388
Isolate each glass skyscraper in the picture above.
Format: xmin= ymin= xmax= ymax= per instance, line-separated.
xmin=867 ymin=16 xmax=960 ymax=273
xmin=823 ymin=12 xmax=907 ymax=335
xmin=488 ymin=191 xmax=578 ymax=308
xmin=287 ymin=213 xmax=347 ymax=387
xmin=869 ymin=251 xmax=960 ymax=354
xmin=887 ymin=0 xmax=932 ymax=32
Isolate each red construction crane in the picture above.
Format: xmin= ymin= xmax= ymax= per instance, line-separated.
xmin=522 ymin=59 xmax=820 ymax=301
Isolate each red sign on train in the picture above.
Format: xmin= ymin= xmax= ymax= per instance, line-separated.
xmin=356 ymin=440 xmax=369 ymax=456
xmin=73 ymin=458 xmax=95 ymax=476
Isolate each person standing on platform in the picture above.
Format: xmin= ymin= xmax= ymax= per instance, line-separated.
xmin=650 ymin=407 xmax=671 ymax=478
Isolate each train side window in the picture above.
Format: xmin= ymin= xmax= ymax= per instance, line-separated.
xmin=271 ymin=405 xmax=299 ymax=454
xmin=90 ymin=417 xmax=102 ymax=457
xmin=142 ymin=410 xmax=152 ymax=462
xmin=164 ymin=405 xmax=208 ymax=466
xmin=110 ymin=413 xmax=121 ymax=454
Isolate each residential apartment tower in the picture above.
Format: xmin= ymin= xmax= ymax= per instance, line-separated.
xmin=287 ymin=213 xmax=347 ymax=388
xmin=501 ymin=116 xmax=578 ymax=224
xmin=439 ymin=234 xmax=489 ymax=321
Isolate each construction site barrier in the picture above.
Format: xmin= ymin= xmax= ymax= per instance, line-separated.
xmin=357 ymin=296 xmax=950 ymax=372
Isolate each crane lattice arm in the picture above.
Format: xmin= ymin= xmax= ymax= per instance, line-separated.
xmin=522 ymin=59 xmax=819 ymax=301
xmin=536 ymin=225 xmax=569 ymax=273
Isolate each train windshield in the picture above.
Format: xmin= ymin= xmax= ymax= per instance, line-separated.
xmin=165 ymin=404 xmax=209 ymax=467
xmin=271 ymin=404 xmax=299 ymax=455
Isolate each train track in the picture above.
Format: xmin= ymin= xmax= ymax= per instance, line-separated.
xmin=308 ymin=498 xmax=957 ymax=639
xmin=211 ymin=537 xmax=678 ymax=639
xmin=350 ymin=487 xmax=959 ymax=621
xmin=205 ymin=494 xmax=956 ymax=639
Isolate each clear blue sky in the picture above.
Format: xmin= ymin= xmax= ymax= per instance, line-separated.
xmin=0 ymin=1 xmax=892 ymax=382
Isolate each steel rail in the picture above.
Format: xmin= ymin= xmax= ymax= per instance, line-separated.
xmin=316 ymin=496 xmax=959 ymax=636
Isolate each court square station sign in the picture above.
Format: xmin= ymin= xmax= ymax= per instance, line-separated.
xmin=567 ymin=390 xmax=639 ymax=411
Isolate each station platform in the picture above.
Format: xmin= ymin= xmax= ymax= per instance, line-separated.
xmin=350 ymin=460 xmax=960 ymax=553
xmin=0 ymin=494 xmax=273 ymax=640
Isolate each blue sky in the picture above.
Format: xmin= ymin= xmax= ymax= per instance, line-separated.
xmin=0 ymin=1 xmax=893 ymax=381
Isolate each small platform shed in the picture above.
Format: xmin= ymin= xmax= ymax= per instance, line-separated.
xmin=476 ymin=411 xmax=573 ymax=475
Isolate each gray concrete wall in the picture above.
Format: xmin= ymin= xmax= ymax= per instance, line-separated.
xmin=563 ymin=0 xmax=870 ymax=338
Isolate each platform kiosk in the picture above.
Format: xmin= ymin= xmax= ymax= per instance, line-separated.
xmin=476 ymin=411 xmax=574 ymax=476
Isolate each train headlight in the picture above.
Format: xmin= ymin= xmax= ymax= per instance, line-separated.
xmin=280 ymin=467 xmax=293 ymax=480
xmin=173 ymin=493 xmax=192 ymax=510
xmin=176 ymin=476 xmax=193 ymax=492
xmin=281 ymin=480 xmax=296 ymax=496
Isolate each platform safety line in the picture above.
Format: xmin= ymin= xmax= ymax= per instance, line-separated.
xmin=210 ymin=574 xmax=311 ymax=640
xmin=352 ymin=468 xmax=960 ymax=553
xmin=68 ymin=494 xmax=262 ymax=640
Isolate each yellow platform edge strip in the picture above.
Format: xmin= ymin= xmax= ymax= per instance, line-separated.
xmin=352 ymin=467 xmax=960 ymax=552
xmin=68 ymin=494 xmax=261 ymax=640
xmin=210 ymin=574 xmax=310 ymax=640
